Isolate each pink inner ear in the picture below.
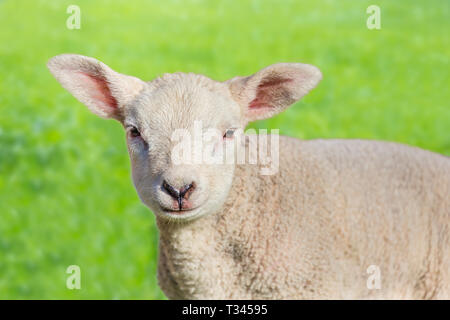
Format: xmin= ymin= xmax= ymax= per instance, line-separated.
xmin=79 ymin=72 xmax=118 ymax=110
xmin=249 ymin=77 xmax=293 ymax=109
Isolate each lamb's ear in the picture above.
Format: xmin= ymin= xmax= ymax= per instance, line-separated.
xmin=227 ymin=63 xmax=322 ymax=122
xmin=47 ymin=54 xmax=145 ymax=120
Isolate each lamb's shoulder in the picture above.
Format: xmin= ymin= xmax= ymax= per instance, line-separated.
xmin=225 ymin=137 xmax=449 ymax=298
xmin=276 ymin=137 xmax=450 ymax=298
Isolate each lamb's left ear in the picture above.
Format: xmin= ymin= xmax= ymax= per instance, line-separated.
xmin=227 ymin=63 xmax=322 ymax=122
xmin=47 ymin=54 xmax=145 ymax=121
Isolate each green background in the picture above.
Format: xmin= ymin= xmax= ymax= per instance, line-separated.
xmin=0 ymin=0 xmax=448 ymax=299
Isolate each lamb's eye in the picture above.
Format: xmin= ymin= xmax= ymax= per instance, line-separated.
xmin=223 ymin=128 xmax=236 ymax=139
xmin=128 ymin=126 xmax=141 ymax=138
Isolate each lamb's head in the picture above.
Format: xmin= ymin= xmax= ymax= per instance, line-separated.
xmin=48 ymin=54 xmax=321 ymax=221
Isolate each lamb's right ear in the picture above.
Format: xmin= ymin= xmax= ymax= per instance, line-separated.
xmin=226 ymin=63 xmax=322 ymax=123
xmin=47 ymin=54 xmax=145 ymax=120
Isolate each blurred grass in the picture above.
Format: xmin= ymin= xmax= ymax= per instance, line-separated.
xmin=0 ymin=0 xmax=448 ymax=299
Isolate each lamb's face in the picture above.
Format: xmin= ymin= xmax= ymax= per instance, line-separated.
xmin=124 ymin=75 xmax=243 ymax=221
xmin=47 ymin=54 xmax=321 ymax=222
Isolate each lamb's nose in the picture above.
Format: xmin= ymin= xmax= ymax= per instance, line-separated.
xmin=162 ymin=180 xmax=196 ymax=209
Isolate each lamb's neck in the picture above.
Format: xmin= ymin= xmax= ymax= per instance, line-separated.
xmin=156 ymin=211 xmax=244 ymax=299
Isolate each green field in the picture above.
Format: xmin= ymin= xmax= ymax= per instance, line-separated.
xmin=0 ymin=0 xmax=448 ymax=299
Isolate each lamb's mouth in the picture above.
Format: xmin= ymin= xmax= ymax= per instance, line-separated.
xmin=156 ymin=197 xmax=209 ymax=220
xmin=158 ymin=205 xmax=202 ymax=218
xmin=161 ymin=207 xmax=195 ymax=214
xmin=156 ymin=208 xmax=202 ymax=222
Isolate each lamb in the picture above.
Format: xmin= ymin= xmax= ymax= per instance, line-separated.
xmin=47 ymin=54 xmax=450 ymax=299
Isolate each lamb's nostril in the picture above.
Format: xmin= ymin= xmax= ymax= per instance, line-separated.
xmin=162 ymin=180 xmax=180 ymax=200
xmin=180 ymin=182 xmax=196 ymax=200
